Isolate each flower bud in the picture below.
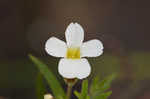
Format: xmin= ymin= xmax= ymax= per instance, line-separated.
xmin=44 ymin=94 xmax=54 ymax=99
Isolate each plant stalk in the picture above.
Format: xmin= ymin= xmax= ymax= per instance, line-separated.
xmin=66 ymin=84 xmax=73 ymax=99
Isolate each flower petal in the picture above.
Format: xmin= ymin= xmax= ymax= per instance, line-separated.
xmin=81 ymin=39 xmax=103 ymax=57
xmin=65 ymin=23 xmax=84 ymax=47
xmin=58 ymin=58 xmax=91 ymax=79
xmin=45 ymin=37 xmax=67 ymax=57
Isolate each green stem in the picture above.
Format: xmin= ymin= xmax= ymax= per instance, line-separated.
xmin=66 ymin=84 xmax=73 ymax=99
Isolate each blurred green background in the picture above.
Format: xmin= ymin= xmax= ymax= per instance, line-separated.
xmin=0 ymin=0 xmax=150 ymax=99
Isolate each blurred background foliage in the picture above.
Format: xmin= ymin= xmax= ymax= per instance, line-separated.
xmin=0 ymin=0 xmax=150 ymax=99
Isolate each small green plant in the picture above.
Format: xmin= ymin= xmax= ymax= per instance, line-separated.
xmin=29 ymin=22 xmax=115 ymax=99
xmin=29 ymin=55 xmax=115 ymax=99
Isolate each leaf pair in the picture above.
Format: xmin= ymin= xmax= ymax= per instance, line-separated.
xmin=90 ymin=74 xmax=115 ymax=99
xmin=74 ymin=74 xmax=115 ymax=99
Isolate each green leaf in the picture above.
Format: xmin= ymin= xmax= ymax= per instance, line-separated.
xmin=90 ymin=74 xmax=115 ymax=94
xmin=99 ymin=74 xmax=115 ymax=92
xmin=74 ymin=80 xmax=89 ymax=99
xmin=86 ymin=95 xmax=90 ymax=99
xmin=90 ymin=76 xmax=100 ymax=94
xmin=94 ymin=91 xmax=112 ymax=99
xmin=36 ymin=73 xmax=46 ymax=99
xmin=74 ymin=91 xmax=81 ymax=99
xmin=29 ymin=54 xmax=65 ymax=99
xmin=90 ymin=74 xmax=115 ymax=99
xmin=81 ymin=80 xmax=89 ymax=99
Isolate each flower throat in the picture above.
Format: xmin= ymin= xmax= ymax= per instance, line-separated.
xmin=66 ymin=48 xmax=80 ymax=59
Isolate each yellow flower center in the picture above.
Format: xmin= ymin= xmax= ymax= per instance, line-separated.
xmin=66 ymin=47 xmax=80 ymax=59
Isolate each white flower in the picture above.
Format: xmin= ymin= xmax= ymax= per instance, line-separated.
xmin=45 ymin=23 xmax=104 ymax=79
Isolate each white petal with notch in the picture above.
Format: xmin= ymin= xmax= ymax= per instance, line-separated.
xmin=45 ymin=37 xmax=67 ymax=57
xmin=58 ymin=58 xmax=91 ymax=79
xmin=65 ymin=23 xmax=84 ymax=47
xmin=81 ymin=39 xmax=103 ymax=57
